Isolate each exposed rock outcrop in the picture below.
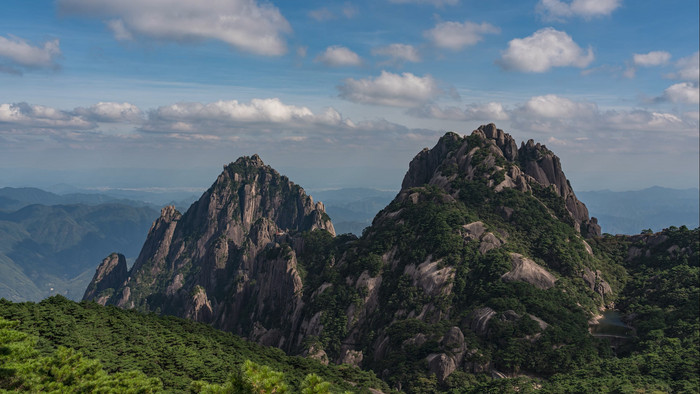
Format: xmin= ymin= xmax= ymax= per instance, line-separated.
xmin=501 ymin=253 xmax=557 ymax=290
xmin=83 ymin=253 xmax=128 ymax=305
xmin=84 ymin=155 xmax=335 ymax=352
xmin=400 ymin=123 xmax=600 ymax=237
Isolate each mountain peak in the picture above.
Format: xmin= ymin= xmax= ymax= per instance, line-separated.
xmin=401 ymin=123 xmax=600 ymax=236
xmin=231 ymin=153 xmax=266 ymax=168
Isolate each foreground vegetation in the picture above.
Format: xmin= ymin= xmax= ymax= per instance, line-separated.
xmin=0 ymin=296 xmax=387 ymax=393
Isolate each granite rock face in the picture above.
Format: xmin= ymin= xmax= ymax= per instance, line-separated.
xmin=84 ymin=155 xmax=334 ymax=351
xmin=83 ymin=253 xmax=128 ymax=304
xmin=401 ymin=123 xmax=600 ymax=237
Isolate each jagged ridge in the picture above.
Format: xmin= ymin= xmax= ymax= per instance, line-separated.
xmin=85 ymin=155 xmax=334 ymax=345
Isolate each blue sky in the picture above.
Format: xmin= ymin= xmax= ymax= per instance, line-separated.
xmin=0 ymin=0 xmax=698 ymax=193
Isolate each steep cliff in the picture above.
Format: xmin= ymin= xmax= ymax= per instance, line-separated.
xmin=85 ymin=155 xmax=334 ymax=346
xmin=82 ymin=253 xmax=128 ymax=304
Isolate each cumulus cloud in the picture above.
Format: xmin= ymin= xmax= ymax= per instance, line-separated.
xmin=633 ymin=51 xmax=671 ymax=67
xmin=512 ymin=95 xmax=696 ymax=135
xmin=388 ymin=0 xmax=459 ymax=6
xmin=663 ymin=82 xmax=699 ymax=104
xmin=413 ymin=94 xmax=696 ymax=139
xmin=412 ymin=102 xmax=509 ymax=121
xmin=520 ymin=94 xmax=597 ymax=118
xmin=0 ymin=35 xmax=61 ymax=74
xmin=315 ymin=46 xmax=362 ymax=67
xmin=537 ymin=0 xmax=621 ymax=20
xmin=424 ymin=21 xmax=500 ymax=51
xmin=142 ymin=98 xmax=355 ymax=133
xmin=372 ymin=44 xmax=421 ymax=63
xmin=0 ymin=103 xmax=93 ymax=130
xmin=667 ymin=51 xmax=699 ymax=82
xmin=57 ymin=0 xmax=291 ymax=56
xmin=624 ymin=51 xmax=671 ymax=78
xmin=338 ymin=71 xmax=443 ymax=107
xmin=74 ymin=102 xmax=144 ymax=123
xmin=499 ymin=28 xmax=594 ymax=72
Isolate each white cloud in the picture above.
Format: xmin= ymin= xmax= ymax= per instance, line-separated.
xmin=338 ymin=71 xmax=443 ymax=107
xmin=537 ymin=0 xmax=621 ymax=20
xmin=521 ymin=94 xmax=598 ymax=118
xmin=499 ymin=28 xmax=594 ymax=72
xmin=57 ymin=0 xmax=291 ymax=56
xmin=424 ymin=21 xmax=500 ymax=51
xmin=0 ymin=35 xmax=61 ymax=73
xmin=663 ymin=82 xmax=700 ymax=104
xmin=388 ymin=0 xmax=459 ymax=6
xmin=74 ymin=102 xmax=144 ymax=123
xmin=512 ymin=95 xmax=694 ymax=135
xmin=143 ymin=98 xmax=356 ymax=133
xmin=315 ymin=46 xmax=362 ymax=67
xmin=411 ymin=94 xmax=696 ymax=139
xmin=668 ymin=52 xmax=699 ymax=82
xmin=633 ymin=51 xmax=671 ymax=67
xmin=0 ymin=103 xmax=93 ymax=129
xmin=372 ymin=44 xmax=421 ymax=63
xmin=412 ymin=102 xmax=509 ymax=121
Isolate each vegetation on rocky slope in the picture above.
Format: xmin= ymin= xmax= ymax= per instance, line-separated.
xmin=0 ymin=296 xmax=388 ymax=392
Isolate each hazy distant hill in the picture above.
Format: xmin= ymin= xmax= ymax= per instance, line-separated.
xmin=578 ymin=187 xmax=699 ymax=235
xmin=0 ymin=187 xmax=150 ymax=211
xmin=0 ymin=202 xmax=158 ymax=301
xmin=312 ymin=188 xmax=396 ymax=235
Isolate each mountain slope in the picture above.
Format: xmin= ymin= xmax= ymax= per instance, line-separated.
xmin=0 ymin=203 xmax=158 ymax=301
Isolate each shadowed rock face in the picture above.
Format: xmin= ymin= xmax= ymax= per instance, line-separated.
xmin=84 ymin=155 xmax=334 ymax=350
xmin=83 ymin=253 xmax=128 ymax=304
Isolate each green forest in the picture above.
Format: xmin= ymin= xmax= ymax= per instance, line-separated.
xmin=0 ymin=296 xmax=387 ymax=393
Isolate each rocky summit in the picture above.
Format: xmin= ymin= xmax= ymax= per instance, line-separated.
xmin=86 ymin=124 xmax=635 ymax=389
xmin=84 ymin=154 xmax=334 ymax=340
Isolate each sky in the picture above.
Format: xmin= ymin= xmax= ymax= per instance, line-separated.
xmin=0 ymin=0 xmax=698 ymax=194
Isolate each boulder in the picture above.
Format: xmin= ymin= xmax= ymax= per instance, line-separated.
xmin=501 ymin=253 xmax=557 ymax=290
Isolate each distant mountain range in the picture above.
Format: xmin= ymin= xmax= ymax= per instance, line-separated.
xmin=0 ymin=189 xmax=160 ymax=302
xmin=578 ymin=186 xmax=699 ymax=235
